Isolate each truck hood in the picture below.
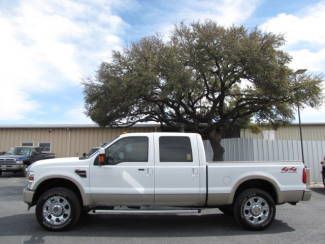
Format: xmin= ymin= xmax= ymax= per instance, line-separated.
xmin=0 ymin=154 xmax=28 ymax=161
xmin=30 ymin=157 xmax=80 ymax=169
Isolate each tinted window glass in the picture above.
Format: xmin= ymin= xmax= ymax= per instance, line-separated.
xmin=22 ymin=142 xmax=33 ymax=147
xmin=105 ymin=137 xmax=148 ymax=164
xmin=159 ymin=136 xmax=193 ymax=162
xmin=39 ymin=143 xmax=51 ymax=152
xmin=7 ymin=147 xmax=32 ymax=156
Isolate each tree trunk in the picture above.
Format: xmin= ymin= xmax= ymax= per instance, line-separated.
xmin=208 ymin=128 xmax=225 ymax=161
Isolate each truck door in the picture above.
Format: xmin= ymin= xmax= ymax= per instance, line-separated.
xmin=154 ymin=134 xmax=202 ymax=206
xmin=90 ymin=135 xmax=154 ymax=205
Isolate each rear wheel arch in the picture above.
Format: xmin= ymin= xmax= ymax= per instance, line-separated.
xmin=233 ymin=178 xmax=279 ymax=204
xmin=32 ymin=178 xmax=84 ymax=207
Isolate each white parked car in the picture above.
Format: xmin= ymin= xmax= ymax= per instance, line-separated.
xmin=23 ymin=132 xmax=311 ymax=231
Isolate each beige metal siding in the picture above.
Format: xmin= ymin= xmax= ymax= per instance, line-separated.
xmin=241 ymin=125 xmax=325 ymax=141
xmin=0 ymin=127 xmax=156 ymax=157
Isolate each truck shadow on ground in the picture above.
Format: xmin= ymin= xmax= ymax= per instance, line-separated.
xmin=0 ymin=212 xmax=295 ymax=244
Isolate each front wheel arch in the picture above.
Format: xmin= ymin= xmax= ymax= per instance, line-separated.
xmin=33 ymin=178 xmax=84 ymax=207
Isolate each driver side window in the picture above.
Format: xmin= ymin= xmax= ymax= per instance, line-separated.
xmin=105 ymin=137 xmax=148 ymax=164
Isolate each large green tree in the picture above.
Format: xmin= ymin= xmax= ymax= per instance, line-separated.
xmin=84 ymin=21 xmax=323 ymax=161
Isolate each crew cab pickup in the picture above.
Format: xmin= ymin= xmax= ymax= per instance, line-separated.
xmin=23 ymin=132 xmax=311 ymax=231
xmin=0 ymin=146 xmax=55 ymax=175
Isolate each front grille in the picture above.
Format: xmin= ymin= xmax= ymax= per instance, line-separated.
xmin=0 ymin=159 xmax=16 ymax=165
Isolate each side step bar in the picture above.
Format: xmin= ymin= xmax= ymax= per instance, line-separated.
xmin=92 ymin=209 xmax=203 ymax=215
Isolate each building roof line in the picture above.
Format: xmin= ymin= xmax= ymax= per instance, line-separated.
xmin=0 ymin=123 xmax=160 ymax=129
xmin=0 ymin=122 xmax=325 ymax=129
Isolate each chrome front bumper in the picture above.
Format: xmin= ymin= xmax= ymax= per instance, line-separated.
xmin=302 ymin=189 xmax=312 ymax=201
xmin=23 ymin=188 xmax=34 ymax=205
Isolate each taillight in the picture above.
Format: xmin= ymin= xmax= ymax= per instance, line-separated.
xmin=302 ymin=167 xmax=307 ymax=184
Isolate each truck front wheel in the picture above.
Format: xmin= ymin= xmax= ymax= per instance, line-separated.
xmin=234 ymin=188 xmax=275 ymax=230
xmin=36 ymin=187 xmax=81 ymax=231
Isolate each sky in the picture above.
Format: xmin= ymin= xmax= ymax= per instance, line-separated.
xmin=0 ymin=0 xmax=324 ymax=125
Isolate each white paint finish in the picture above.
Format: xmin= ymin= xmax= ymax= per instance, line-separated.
xmin=153 ymin=133 xmax=203 ymax=206
xmin=89 ymin=134 xmax=155 ymax=205
xmin=207 ymin=161 xmax=306 ymax=205
xmin=89 ymin=164 xmax=154 ymax=205
xmin=27 ymin=132 xmax=309 ymax=208
xmin=28 ymin=158 xmax=91 ymax=204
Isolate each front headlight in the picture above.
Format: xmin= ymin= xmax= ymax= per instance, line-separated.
xmin=16 ymin=160 xmax=24 ymax=164
xmin=26 ymin=170 xmax=34 ymax=180
xmin=26 ymin=171 xmax=34 ymax=189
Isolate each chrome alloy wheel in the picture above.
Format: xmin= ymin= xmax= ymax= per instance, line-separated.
xmin=42 ymin=196 xmax=71 ymax=226
xmin=242 ymin=196 xmax=270 ymax=225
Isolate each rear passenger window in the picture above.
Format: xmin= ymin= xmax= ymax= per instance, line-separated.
xmin=159 ymin=136 xmax=193 ymax=162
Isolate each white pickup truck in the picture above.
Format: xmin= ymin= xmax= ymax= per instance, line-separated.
xmin=23 ymin=132 xmax=311 ymax=231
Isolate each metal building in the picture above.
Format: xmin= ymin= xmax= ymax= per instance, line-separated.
xmin=0 ymin=123 xmax=324 ymax=177
xmin=241 ymin=123 xmax=325 ymax=141
xmin=0 ymin=124 xmax=158 ymax=157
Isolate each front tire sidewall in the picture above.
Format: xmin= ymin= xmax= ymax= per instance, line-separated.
xmin=234 ymin=188 xmax=276 ymax=230
xmin=36 ymin=187 xmax=81 ymax=231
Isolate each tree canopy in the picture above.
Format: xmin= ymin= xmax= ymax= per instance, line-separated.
xmin=84 ymin=21 xmax=323 ymax=160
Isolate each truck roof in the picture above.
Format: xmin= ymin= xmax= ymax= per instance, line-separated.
xmin=120 ymin=132 xmax=200 ymax=136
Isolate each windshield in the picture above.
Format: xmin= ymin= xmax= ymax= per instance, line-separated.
xmin=80 ymin=139 xmax=114 ymax=160
xmin=88 ymin=148 xmax=99 ymax=156
xmin=79 ymin=147 xmax=99 ymax=160
xmin=6 ymin=147 xmax=32 ymax=156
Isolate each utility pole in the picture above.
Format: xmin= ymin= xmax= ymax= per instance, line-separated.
xmin=294 ymin=69 xmax=307 ymax=165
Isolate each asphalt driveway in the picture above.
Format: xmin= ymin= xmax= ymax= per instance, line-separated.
xmin=0 ymin=174 xmax=324 ymax=244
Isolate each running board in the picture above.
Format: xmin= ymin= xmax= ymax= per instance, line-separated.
xmin=92 ymin=209 xmax=203 ymax=215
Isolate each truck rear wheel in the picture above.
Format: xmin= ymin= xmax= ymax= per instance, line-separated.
xmin=36 ymin=187 xmax=81 ymax=231
xmin=234 ymin=188 xmax=275 ymax=230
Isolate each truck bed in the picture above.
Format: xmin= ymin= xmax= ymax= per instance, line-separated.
xmin=207 ymin=161 xmax=306 ymax=205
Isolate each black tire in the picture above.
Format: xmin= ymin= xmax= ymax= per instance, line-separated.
xmin=234 ymin=188 xmax=276 ymax=230
xmin=218 ymin=206 xmax=233 ymax=216
xmin=0 ymin=170 xmax=2 ymax=176
xmin=36 ymin=187 xmax=81 ymax=231
xmin=80 ymin=208 xmax=91 ymax=219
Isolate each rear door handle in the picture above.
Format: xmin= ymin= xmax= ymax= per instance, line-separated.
xmin=138 ymin=168 xmax=145 ymax=171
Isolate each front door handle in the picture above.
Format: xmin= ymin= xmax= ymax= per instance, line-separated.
xmin=138 ymin=168 xmax=151 ymax=175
